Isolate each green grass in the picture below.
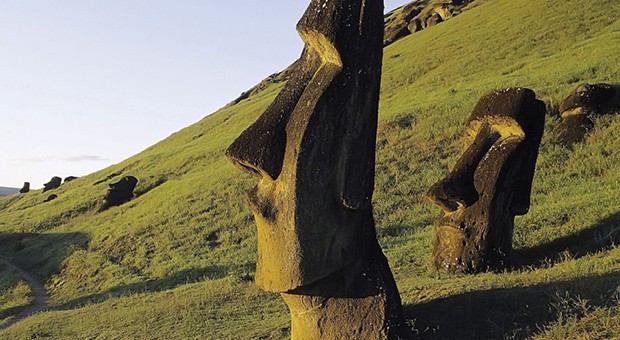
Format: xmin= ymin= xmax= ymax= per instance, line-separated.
xmin=1 ymin=0 xmax=620 ymax=338
xmin=0 ymin=266 xmax=32 ymax=326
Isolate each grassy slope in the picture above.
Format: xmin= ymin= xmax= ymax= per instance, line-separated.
xmin=0 ymin=0 xmax=619 ymax=338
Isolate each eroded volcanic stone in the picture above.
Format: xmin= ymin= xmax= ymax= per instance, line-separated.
xmin=19 ymin=182 xmax=30 ymax=194
xmin=556 ymin=83 xmax=616 ymax=146
xmin=427 ymin=88 xmax=546 ymax=273
xmin=556 ymin=108 xmax=595 ymax=146
xmin=64 ymin=176 xmax=78 ymax=183
xmin=559 ymin=83 xmax=615 ymax=114
xmin=44 ymin=194 xmax=58 ymax=203
xmin=100 ymin=176 xmax=138 ymax=211
xmin=226 ymin=0 xmax=402 ymax=338
xmin=42 ymin=177 xmax=62 ymax=192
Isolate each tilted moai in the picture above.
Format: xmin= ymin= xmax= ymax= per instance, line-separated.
xmin=44 ymin=194 xmax=58 ymax=203
xmin=557 ymin=83 xmax=616 ymax=146
xmin=19 ymin=182 xmax=30 ymax=194
xmin=428 ymin=88 xmax=546 ymax=272
xmin=100 ymin=176 xmax=138 ymax=211
xmin=226 ymin=0 xmax=402 ymax=338
xmin=64 ymin=176 xmax=79 ymax=183
xmin=42 ymin=176 xmax=62 ymax=192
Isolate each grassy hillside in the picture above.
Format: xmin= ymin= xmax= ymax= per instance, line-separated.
xmin=1 ymin=0 xmax=619 ymax=338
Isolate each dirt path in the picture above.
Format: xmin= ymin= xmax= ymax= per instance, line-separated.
xmin=0 ymin=257 xmax=48 ymax=330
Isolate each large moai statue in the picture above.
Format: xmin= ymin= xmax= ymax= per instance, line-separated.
xmin=226 ymin=0 xmax=402 ymax=338
xmin=100 ymin=176 xmax=138 ymax=211
xmin=428 ymin=88 xmax=546 ymax=273
xmin=42 ymin=176 xmax=62 ymax=192
xmin=19 ymin=182 xmax=30 ymax=194
xmin=556 ymin=83 xmax=616 ymax=146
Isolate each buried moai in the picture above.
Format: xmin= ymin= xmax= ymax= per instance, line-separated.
xmin=556 ymin=83 xmax=616 ymax=146
xmin=226 ymin=0 xmax=402 ymax=338
xmin=428 ymin=88 xmax=546 ymax=272
xmin=42 ymin=176 xmax=62 ymax=192
xmin=19 ymin=182 xmax=30 ymax=194
xmin=64 ymin=176 xmax=79 ymax=183
xmin=44 ymin=194 xmax=58 ymax=203
xmin=100 ymin=176 xmax=138 ymax=211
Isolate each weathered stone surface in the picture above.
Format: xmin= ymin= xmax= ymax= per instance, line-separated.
xmin=555 ymin=83 xmax=616 ymax=146
xmin=44 ymin=194 xmax=57 ymax=203
xmin=559 ymin=83 xmax=615 ymax=114
xmin=384 ymin=0 xmax=474 ymax=46
xmin=19 ymin=182 xmax=30 ymax=194
xmin=556 ymin=109 xmax=595 ymax=146
xmin=226 ymin=0 xmax=402 ymax=337
xmin=42 ymin=177 xmax=62 ymax=192
xmin=100 ymin=176 xmax=137 ymax=211
xmin=64 ymin=176 xmax=78 ymax=183
xmin=425 ymin=12 xmax=444 ymax=27
xmin=428 ymin=88 xmax=546 ymax=272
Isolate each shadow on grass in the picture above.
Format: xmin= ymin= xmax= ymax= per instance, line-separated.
xmin=0 ymin=232 xmax=90 ymax=322
xmin=55 ymin=262 xmax=256 ymax=310
xmin=514 ymin=212 xmax=620 ymax=268
xmin=0 ymin=232 xmax=90 ymax=281
xmin=403 ymin=271 xmax=620 ymax=339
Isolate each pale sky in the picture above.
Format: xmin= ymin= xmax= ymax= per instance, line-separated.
xmin=0 ymin=1 xmax=408 ymax=189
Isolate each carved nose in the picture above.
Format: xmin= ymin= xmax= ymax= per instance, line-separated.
xmin=427 ymin=124 xmax=499 ymax=212
xmin=226 ymin=109 xmax=289 ymax=180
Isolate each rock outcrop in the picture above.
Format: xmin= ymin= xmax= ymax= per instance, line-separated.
xmin=100 ymin=176 xmax=138 ymax=211
xmin=43 ymin=194 xmax=58 ymax=203
xmin=427 ymin=88 xmax=546 ymax=272
xmin=42 ymin=177 xmax=62 ymax=192
xmin=556 ymin=83 xmax=616 ymax=146
xmin=64 ymin=176 xmax=78 ymax=183
xmin=226 ymin=0 xmax=402 ymax=338
xmin=384 ymin=0 xmax=475 ymax=46
xmin=19 ymin=182 xmax=30 ymax=194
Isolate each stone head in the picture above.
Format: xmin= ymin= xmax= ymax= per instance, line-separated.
xmin=226 ymin=0 xmax=384 ymax=292
xmin=428 ymin=88 xmax=545 ymax=271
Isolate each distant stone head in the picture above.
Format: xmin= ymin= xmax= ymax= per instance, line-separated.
xmin=64 ymin=176 xmax=78 ymax=183
xmin=20 ymin=182 xmax=30 ymax=194
xmin=43 ymin=194 xmax=58 ymax=203
xmin=100 ymin=176 xmax=138 ymax=211
xmin=42 ymin=177 xmax=62 ymax=192
xmin=557 ymin=83 xmax=617 ymax=146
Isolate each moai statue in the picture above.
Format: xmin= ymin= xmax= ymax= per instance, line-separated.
xmin=43 ymin=194 xmax=58 ymax=203
xmin=64 ymin=176 xmax=79 ymax=183
xmin=428 ymin=88 xmax=546 ymax=273
xmin=19 ymin=182 xmax=30 ymax=194
xmin=556 ymin=83 xmax=616 ymax=146
xmin=226 ymin=0 xmax=402 ymax=338
xmin=43 ymin=176 xmax=62 ymax=192
xmin=100 ymin=176 xmax=138 ymax=211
